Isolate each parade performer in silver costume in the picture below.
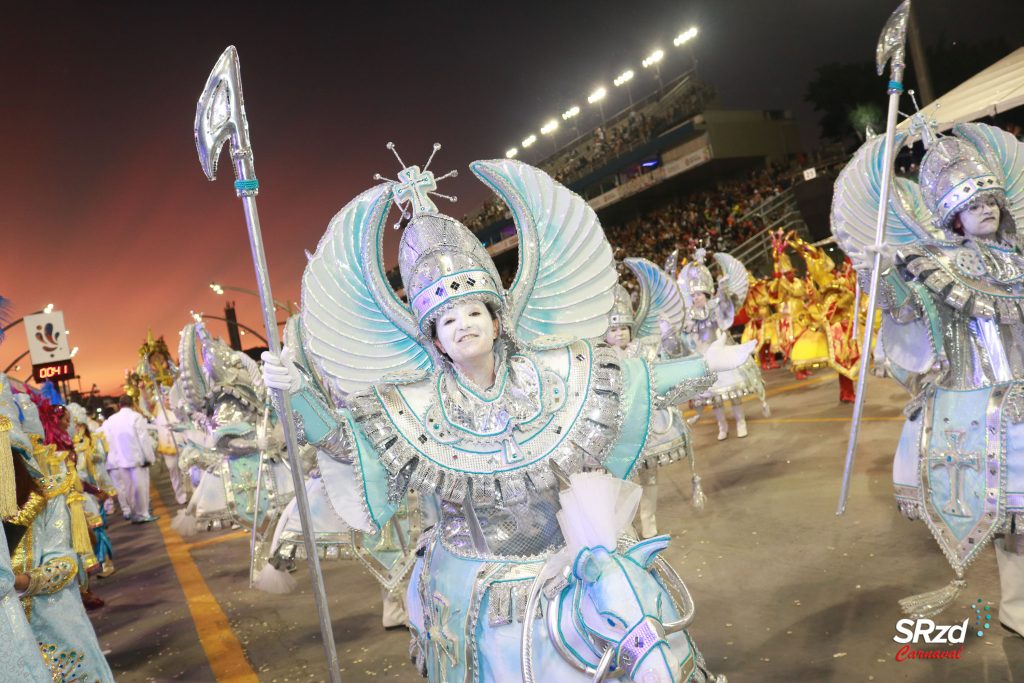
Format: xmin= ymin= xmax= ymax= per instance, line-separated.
xmin=171 ymin=323 xmax=293 ymax=544
xmin=678 ymin=249 xmax=769 ymax=440
xmin=833 ymin=118 xmax=1024 ymax=628
xmin=605 ymin=258 xmax=713 ymax=539
xmin=262 ymin=148 xmax=747 ymax=681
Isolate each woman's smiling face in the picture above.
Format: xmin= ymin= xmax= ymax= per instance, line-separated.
xmin=432 ymin=300 xmax=499 ymax=365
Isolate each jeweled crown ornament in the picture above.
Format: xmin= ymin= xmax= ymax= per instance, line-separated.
xmin=607 ymin=284 xmax=635 ymax=329
xmin=380 ymin=144 xmax=505 ymax=334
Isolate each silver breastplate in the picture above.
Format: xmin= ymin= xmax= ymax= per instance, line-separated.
xmin=439 ymin=485 xmax=564 ymax=560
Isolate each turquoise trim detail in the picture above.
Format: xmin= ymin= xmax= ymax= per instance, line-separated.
xmin=605 ymin=359 xmax=652 ymax=479
xmin=289 ymin=388 xmax=340 ymax=445
xmin=349 ymin=411 xmax=395 ymax=532
xmin=378 ymin=341 xmax=594 ymax=475
xmin=887 ymin=81 xmax=904 ymax=92
xmin=234 ymin=178 xmax=259 ymax=192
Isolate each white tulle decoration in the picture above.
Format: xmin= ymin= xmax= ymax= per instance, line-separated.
xmin=556 ymin=472 xmax=642 ymax=557
xmin=170 ymin=509 xmax=198 ymax=538
xmin=252 ymin=562 xmax=298 ymax=595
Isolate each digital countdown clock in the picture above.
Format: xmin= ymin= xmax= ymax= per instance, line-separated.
xmin=32 ymin=359 xmax=75 ymax=383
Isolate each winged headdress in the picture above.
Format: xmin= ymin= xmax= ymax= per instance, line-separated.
xmin=832 ymin=122 xmax=1023 ymax=275
xmin=300 ymin=153 xmax=618 ymax=398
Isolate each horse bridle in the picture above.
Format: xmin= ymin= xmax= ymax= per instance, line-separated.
xmin=521 ymin=553 xmax=697 ymax=683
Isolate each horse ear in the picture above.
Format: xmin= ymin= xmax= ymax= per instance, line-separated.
xmin=625 ymin=535 xmax=670 ymax=569
xmin=572 ymin=548 xmax=603 ymax=583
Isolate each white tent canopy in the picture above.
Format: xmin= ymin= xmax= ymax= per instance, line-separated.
xmin=897 ymin=47 xmax=1024 ymax=134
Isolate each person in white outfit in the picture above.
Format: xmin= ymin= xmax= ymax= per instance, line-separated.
xmin=99 ymin=396 xmax=158 ymax=523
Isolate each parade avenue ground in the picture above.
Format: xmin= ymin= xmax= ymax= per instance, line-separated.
xmin=87 ymin=369 xmax=1024 ymax=682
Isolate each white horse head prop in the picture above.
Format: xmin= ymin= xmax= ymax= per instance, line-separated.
xmin=520 ymin=472 xmax=724 ymax=683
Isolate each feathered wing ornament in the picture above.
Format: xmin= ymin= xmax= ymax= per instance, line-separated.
xmin=954 ymin=122 xmax=1024 ymax=229
xmin=471 ymin=159 xmax=617 ymax=346
xmin=831 ymin=131 xmax=934 ymax=272
xmin=713 ymin=252 xmax=750 ymax=306
xmin=301 ymin=184 xmax=433 ymax=397
xmin=176 ymin=323 xmax=208 ymax=412
xmin=623 ymin=258 xmax=686 ymax=339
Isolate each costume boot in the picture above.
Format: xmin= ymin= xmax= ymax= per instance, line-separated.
xmin=382 ymin=587 xmax=408 ymax=629
xmin=713 ymin=406 xmax=728 ymax=441
xmin=838 ymin=375 xmax=856 ymax=403
xmin=636 ymin=467 xmax=658 ymax=538
xmin=733 ymin=403 xmax=748 ymax=438
xmin=995 ymin=537 xmax=1024 ymax=637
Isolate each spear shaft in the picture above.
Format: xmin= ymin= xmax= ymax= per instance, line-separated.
xmin=836 ymin=1 xmax=910 ymax=515
xmin=195 ymin=46 xmax=341 ymax=681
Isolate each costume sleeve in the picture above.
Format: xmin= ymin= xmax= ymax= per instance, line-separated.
xmin=285 ymin=385 xmax=396 ymax=534
xmin=0 ymin=530 xmax=15 ymax=597
xmin=603 ymin=355 xmax=714 ymax=480
xmin=22 ymin=502 xmax=78 ymax=597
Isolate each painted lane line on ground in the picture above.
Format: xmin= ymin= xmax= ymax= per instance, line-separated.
xmin=150 ymin=488 xmax=259 ymax=682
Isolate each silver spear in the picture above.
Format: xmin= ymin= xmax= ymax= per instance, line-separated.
xmin=836 ymin=1 xmax=910 ymax=515
xmin=194 ymin=46 xmax=341 ymax=681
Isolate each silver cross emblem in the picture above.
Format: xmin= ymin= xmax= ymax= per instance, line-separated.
xmin=928 ymin=429 xmax=982 ymax=518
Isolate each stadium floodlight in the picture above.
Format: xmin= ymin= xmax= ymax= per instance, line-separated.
xmin=540 ymin=119 xmax=559 ymax=135
xmin=505 ymin=147 xmax=518 ymax=158
xmin=613 ymin=70 xmax=634 ymax=87
xmin=209 ymin=282 xmax=225 ymax=295
xmin=561 ymin=106 xmax=580 ymax=121
xmin=642 ymin=49 xmax=664 ymax=68
xmin=674 ymin=27 xmax=698 ymax=47
xmin=587 ymin=87 xmax=607 ymax=104
xmin=522 ymin=134 xmax=537 ymax=148
xmin=43 ymin=303 xmax=54 ymax=314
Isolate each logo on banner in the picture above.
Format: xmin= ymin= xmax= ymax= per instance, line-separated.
xmin=892 ymin=599 xmax=990 ymax=662
xmin=23 ymin=312 xmax=72 ymax=364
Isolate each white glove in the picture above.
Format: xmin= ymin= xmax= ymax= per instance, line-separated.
xmin=261 ymin=349 xmax=301 ymax=393
xmin=704 ymin=336 xmax=756 ymax=373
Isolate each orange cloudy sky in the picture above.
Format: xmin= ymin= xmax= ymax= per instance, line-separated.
xmin=3 ymin=0 xmax=1012 ymax=394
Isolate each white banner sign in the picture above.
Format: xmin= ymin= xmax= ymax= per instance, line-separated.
xmin=802 ymin=167 xmax=818 ymax=181
xmin=24 ymin=312 xmax=72 ymax=364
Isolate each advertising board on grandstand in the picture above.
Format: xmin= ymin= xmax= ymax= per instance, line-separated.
xmin=589 ymin=138 xmax=713 ymax=211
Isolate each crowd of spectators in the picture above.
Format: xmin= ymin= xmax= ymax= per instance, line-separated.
xmin=604 ymin=163 xmax=796 ymax=269
xmin=464 ymin=78 xmax=715 ymax=232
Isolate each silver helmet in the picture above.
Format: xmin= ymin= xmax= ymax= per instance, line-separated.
xmin=919 ymin=135 xmax=1004 ymax=232
xmin=398 ymin=213 xmax=504 ymax=335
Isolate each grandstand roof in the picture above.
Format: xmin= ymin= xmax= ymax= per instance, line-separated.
xmin=898 ymin=47 xmax=1024 ymax=136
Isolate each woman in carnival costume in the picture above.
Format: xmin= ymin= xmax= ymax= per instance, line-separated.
xmin=678 ymin=249 xmax=769 ymax=440
xmin=170 ymin=323 xmax=287 ymax=536
xmin=69 ymin=405 xmax=117 ymax=578
xmin=263 ymin=151 xmax=747 ymax=681
xmin=0 ymin=387 xmax=52 ymax=681
xmin=605 ymin=259 xmax=708 ymax=539
xmin=832 ymin=119 xmax=1024 ymax=626
xmin=0 ymin=374 xmax=114 ymax=681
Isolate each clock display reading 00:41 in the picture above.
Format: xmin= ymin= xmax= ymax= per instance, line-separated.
xmin=32 ymin=359 xmax=75 ymax=383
